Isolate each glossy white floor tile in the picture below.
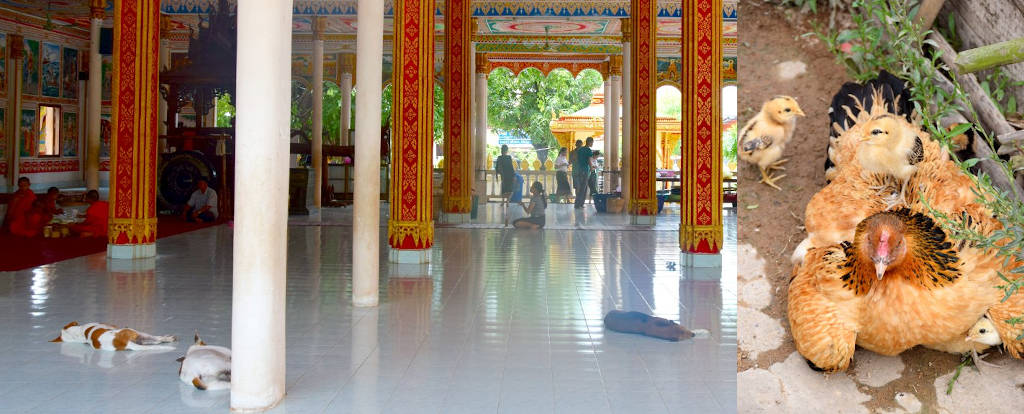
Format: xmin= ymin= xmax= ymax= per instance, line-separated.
xmin=0 ymin=203 xmax=736 ymax=413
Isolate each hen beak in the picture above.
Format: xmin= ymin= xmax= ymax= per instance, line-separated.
xmin=874 ymin=262 xmax=887 ymax=280
xmin=795 ymin=108 xmax=806 ymax=117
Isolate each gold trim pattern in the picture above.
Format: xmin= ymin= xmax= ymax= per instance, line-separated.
xmin=387 ymin=219 xmax=435 ymax=249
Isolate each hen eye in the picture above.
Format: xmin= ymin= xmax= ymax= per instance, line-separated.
xmin=871 ymin=129 xmax=884 ymax=135
xmin=784 ymin=108 xmax=792 ymax=112
xmin=980 ymin=329 xmax=987 ymax=334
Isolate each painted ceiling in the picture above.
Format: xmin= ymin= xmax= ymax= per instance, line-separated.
xmin=0 ymin=1 xmax=736 ymax=57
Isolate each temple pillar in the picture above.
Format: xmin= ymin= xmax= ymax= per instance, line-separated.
xmin=231 ymin=0 xmax=291 ymax=409
xmin=352 ymin=0 xmax=385 ymax=307
xmin=388 ymin=0 xmax=435 ymax=264
xmin=107 ymin=0 xmax=160 ymax=259
xmin=311 ymin=17 xmax=325 ymax=214
xmin=621 ymin=21 xmax=632 ymax=206
xmin=158 ymin=16 xmax=170 ymax=152
xmin=628 ymin=0 xmax=656 ymax=224
xmin=680 ymin=0 xmax=724 ymax=266
xmin=603 ymin=78 xmax=611 ymax=160
xmin=85 ymin=0 xmax=103 ymax=191
xmin=474 ymin=55 xmax=488 ymax=196
xmin=6 ymin=35 xmax=23 ymax=187
xmin=339 ymin=54 xmax=354 ymax=146
xmin=609 ymin=56 xmax=622 ymax=192
xmin=442 ymin=0 xmax=472 ymax=224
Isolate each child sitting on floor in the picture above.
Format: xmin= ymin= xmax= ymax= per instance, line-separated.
xmin=513 ymin=181 xmax=548 ymax=230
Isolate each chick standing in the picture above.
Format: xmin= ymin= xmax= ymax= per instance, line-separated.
xmin=856 ymin=115 xmax=923 ymax=209
xmin=739 ymin=96 xmax=805 ymax=190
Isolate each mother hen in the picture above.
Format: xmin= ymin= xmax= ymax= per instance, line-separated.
xmin=788 ymin=79 xmax=1024 ymax=372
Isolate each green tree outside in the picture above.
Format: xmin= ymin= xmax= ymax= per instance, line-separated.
xmin=486 ymin=67 xmax=604 ymax=165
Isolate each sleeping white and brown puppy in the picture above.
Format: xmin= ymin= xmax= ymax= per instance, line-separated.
xmin=50 ymin=321 xmax=176 ymax=351
xmin=177 ymin=331 xmax=231 ymax=391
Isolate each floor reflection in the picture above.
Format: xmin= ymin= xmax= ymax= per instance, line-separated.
xmin=0 ymin=204 xmax=737 ymax=413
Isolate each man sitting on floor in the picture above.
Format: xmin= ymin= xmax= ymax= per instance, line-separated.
xmin=3 ymin=177 xmax=36 ymax=234
xmin=10 ymin=199 xmax=53 ymax=237
xmin=182 ymin=177 xmax=218 ymax=223
xmin=70 ymin=190 xmax=108 ymax=238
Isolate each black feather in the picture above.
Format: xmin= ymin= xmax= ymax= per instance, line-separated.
xmin=908 ymin=136 xmax=924 ymax=165
xmin=825 ymin=70 xmax=914 ymax=177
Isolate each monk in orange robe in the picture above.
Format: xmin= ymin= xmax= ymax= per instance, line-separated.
xmin=70 ymin=190 xmax=108 ymax=237
xmin=42 ymin=187 xmax=64 ymax=216
xmin=3 ymin=177 xmax=36 ymax=234
xmin=9 ymin=199 xmax=53 ymax=237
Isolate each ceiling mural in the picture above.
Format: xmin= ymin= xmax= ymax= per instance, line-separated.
xmin=157 ymin=0 xmax=740 ymax=19
xmin=483 ymin=18 xmax=614 ymax=35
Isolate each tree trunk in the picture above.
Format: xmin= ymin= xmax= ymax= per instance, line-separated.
xmin=940 ymin=0 xmax=1024 ymax=108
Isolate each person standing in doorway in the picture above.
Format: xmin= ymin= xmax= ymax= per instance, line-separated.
xmin=495 ymin=144 xmax=517 ymax=205
xmin=554 ymin=147 xmax=572 ymax=203
xmin=589 ymin=149 xmax=601 ymax=201
xmin=573 ymin=137 xmax=593 ymax=209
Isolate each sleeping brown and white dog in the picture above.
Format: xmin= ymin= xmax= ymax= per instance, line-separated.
xmin=50 ymin=321 xmax=176 ymax=351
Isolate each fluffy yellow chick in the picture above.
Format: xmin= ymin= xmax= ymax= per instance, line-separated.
xmin=739 ymin=96 xmax=805 ymax=190
xmin=967 ymin=314 xmax=1002 ymax=347
xmin=966 ymin=314 xmax=1004 ymax=371
xmin=856 ymin=115 xmax=924 ymax=208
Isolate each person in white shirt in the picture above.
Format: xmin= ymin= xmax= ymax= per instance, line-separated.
xmin=554 ymin=147 xmax=572 ymax=203
xmin=183 ymin=177 xmax=218 ymax=222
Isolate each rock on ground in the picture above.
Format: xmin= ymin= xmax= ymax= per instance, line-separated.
xmin=738 ymin=305 xmax=785 ymax=360
xmin=738 ymin=352 xmax=871 ymax=413
xmin=852 ymin=350 xmax=905 ymax=388
xmin=933 ymin=362 xmax=1024 ymax=414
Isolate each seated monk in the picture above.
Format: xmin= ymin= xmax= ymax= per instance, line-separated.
xmin=70 ymin=190 xmax=108 ymax=237
xmin=2 ymin=177 xmax=36 ymax=234
xmin=9 ymin=199 xmax=53 ymax=238
xmin=42 ymin=187 xmax=64 ymax=215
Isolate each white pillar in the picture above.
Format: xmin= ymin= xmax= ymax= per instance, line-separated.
xmin=311 ymin=17 xmax=325 ymax=212
xmin=231 ymin=0 xmax=291 ymax=410
xmin=469 ymin=44 xmax=476 ymax=148
xmin=610 ymin=73 xmax=621 ymax=191
xmin=353 ymin=0 xmax=384 ymax=307
xmin=85 ymin=4 xmax=103 ymax=191
xmin=621 ymin=44 xmax=631 ymax=202
xmin=603 ymin=79 xmax=611 ymax=158
xmin=475 ymin=71 xmax=487 ymax=173
xmin=340 ymin=68 xmax=353 ymax=146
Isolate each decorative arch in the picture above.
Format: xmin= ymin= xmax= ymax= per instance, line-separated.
xmin=481 ymin=53 xmax=610 ymax=78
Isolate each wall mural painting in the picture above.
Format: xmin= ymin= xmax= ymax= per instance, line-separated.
xmin=20 ymin=109 xmax=36 ymax=157
xmin=101 ymin=55 xmax=112 ymax=101
xmin=100 ymin=113 xmax=111 ymax=158
xmin=0 ymin=33 xmax=7 ymax=95
xmin=0 ymin=108 xmax=5 ymax=159
xmin=62 ymin=48 xmax=79 ymax=99
xmin=62 ymin=112 xmax=77 ymax=157
xmin=41 ymin=42 xmax=61 ymax=97
xmin=22 ymin=39 xmax=40 ymax=96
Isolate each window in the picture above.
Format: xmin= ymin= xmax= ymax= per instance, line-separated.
xmin=37 ymin=104 xmax=61 ymax=156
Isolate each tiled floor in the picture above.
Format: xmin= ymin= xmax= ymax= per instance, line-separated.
xmin=0 ymin=203 xmax=736 ymax=413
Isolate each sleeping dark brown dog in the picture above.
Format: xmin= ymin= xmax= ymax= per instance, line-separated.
xmin=603 ymin=310 xmax=697 ymax=341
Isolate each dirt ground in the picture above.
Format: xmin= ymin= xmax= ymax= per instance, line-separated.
xmin=736 ymin=2 xmax=1023 ymax=413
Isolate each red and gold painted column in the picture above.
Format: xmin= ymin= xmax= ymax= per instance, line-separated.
xmin=442 ymin=0 xmax=472 ymax=220
xmin=388 ymin=0 xmax=435 ymax=258
xmin=628 ymin=0 xmax=657 ymax=220
xmin=107 ymin=0 xmax=160 ymax=259
xmin=680 ymin=0 xmax=724 ymax=255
